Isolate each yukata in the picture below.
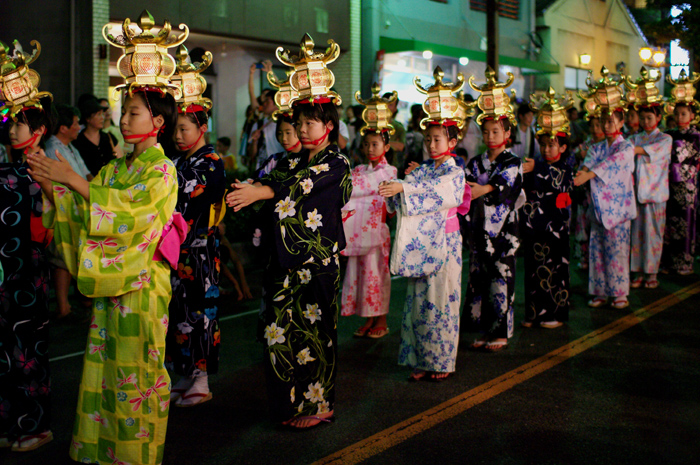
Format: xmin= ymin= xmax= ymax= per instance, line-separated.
xmin=166 ymin=145 xmax=226 ymax=378
xmin=572 ymin=137 xmax=598 ymax=265
xmin=256 ymin=145 xmax=351 ymax=421
xmin=388 ymin=157 xmax=468 ymax=373
xmin=583 ymin=135 xmax=637 ymax=298
xmin=522 ymin=156 xmax=574 ymax=324
xmin=341 ymin=158 xmax=397 ymax=318
xmin=661 ymin=126 xmax=700 ymax=273
xmin=44 ymin=145 xmax=179 ymax=465
xmin=0 ymin=162 xmax=51 ymax=442
xmin=629 ymin=129 xmax=672 ymax=275
xmin=464 ymin=150 xmax=522 ymax=339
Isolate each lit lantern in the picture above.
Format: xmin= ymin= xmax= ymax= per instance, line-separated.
xmin=0 ymin=39 xmax=52 ymax=120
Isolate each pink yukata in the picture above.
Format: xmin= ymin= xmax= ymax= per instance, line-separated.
xmin=629 ymin=128 xmax=672 ymax=275
xmin=584 ymin=135 xmax=637 ymax=298
xmin=341 ymin=158 xmax=397 ymax=317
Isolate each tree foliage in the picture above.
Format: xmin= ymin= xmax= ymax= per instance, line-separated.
xmin=632 ymin=1 xmax=699 ymax=70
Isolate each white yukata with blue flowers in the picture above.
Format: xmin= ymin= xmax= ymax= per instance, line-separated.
xmin=387 ymin=157 xmax=466 ymax=373
xmin=584 ymin=135 xmax=637 ymax=297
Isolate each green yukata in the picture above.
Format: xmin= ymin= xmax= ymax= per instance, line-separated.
xmin=43 ymin=145 xmax=178 ymax=465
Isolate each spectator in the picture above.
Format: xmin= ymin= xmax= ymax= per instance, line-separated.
xmin=99 ymin=98 xmax=126 ymax=154
xmin=383 ymin=91 xmax=406 ymax=170
xmin=72 ymin=98 xmax=118 ymax=176
xmin=247 ymin=62 xmax=284 ymax=170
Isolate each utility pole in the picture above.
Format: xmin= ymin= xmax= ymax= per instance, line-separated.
xmin=486 ymin=0 xmax=499 ymax=77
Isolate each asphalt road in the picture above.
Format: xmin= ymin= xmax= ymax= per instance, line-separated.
xmin=3 ymin=258 xmax=699 ymax=465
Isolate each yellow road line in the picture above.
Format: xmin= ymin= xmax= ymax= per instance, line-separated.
xmin=315 ymin=281 xmax=700 ymax=465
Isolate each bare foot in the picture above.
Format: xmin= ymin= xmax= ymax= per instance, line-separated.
xmin=282 ymin=410 xmax=334 ymax=429
xmin=408 ymin=370 xmax=427 ymax=381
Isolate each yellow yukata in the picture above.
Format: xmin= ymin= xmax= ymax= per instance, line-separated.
xmin=43 ymin=144 xmax=178 ymax=465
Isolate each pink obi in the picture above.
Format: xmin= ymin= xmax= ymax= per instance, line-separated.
xmin=446 ymin=183 xmax=472 ymax=234
xmin=152 ymin=212 xmax=187 ymax=269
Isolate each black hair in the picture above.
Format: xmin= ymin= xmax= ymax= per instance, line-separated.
xmin=638 ymin=105 xmax=661 ymax=117
xmin=382 ymin=92 xmax=399 ymax=116
xmin=537 ymin=133 xmax=570 ymax=159
xmin=566 ymin=107 xmax=578 ymax=116
xmin=292 ymin=101 xmax=340 ymax=145
xmin=9 ymin=98 xmax=53 ymax=160
xmin=275 ymin=113 xmax=295 ymax=132
xmin=218 ymin=137 xmax=231 ymax=147
xmin=181 ymin=110 xmax=208 ymax=129
xmin=517 ymin=103 xmax=534 ymax=118
xmin=79 ymin=98 xmax=104 ymax=125
xmin=363 ymin=130 xmax=390 ymax=146
xmin=674 ymin=102 xmax=696 ymax=114
xmin=132 ymin=90 xmax=177 ymax=156
xmin=98 ymin=98 xmax=115 ymax=126
xmin=54 ymin=104 xmax=80 ymax=134
xmin=258 ymin=88 xmax=275 ymax=105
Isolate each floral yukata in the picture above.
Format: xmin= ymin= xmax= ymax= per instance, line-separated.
xmin=464 ymin=150 xmax=522 ymax=339
xmin=166 ymin=145 xmax=226 ymax=378
xmin=388 ymin=157 xmax=468 ymax=374
xmin=583 ymin=135 xmax=637 ymax=298
xmin=572 ymin=136 xmax=597 ymax=265
xmin=256 ymin=144 xmax=351 ymax=421
xmin=661 ymin=125 xmax=700 ymax=273
xmin=44 ymin=145 xmax=178 ymax=465
xmin=341 ymin=157 xmax=397 ymax=317
xmin=522 ymin=156 xmax=574 ymax=325
xmin=0 ymin=162 xmax=51 ymax=442
xmin=629 ymin=128 xmax=672 ymax=275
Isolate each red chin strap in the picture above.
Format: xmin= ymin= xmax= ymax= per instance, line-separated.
xmin=593 ymin=132 xmax=605 ymax=139
xmin=678 ymin=122 xmax=691 ymax=128
xmin=629 ymin=123 xmax=639 ymax=129
xmin=12 ymin=132 xmax=41 ymax=152
xmin=430 ymin=150 xmax=455 ymax=160
xmin=285 ymin=140 xmax=301 ymax=152
xmin=301 ymin=127 xmax=331 ymax=146
xmin=605 ymin=131 xmax=622 ymax=138
xmin=642 ymin=121 xmax=659 ymax=132
xmin=486 ymin=140 xmax=508 ymax=149
xmin=178 ymin=130 xmax=205 ymax=152
xmin=369 ymin=152 xmax=387 ymax=161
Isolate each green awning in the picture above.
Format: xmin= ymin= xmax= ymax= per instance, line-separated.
xmin=379 ymin=37 xmax=559 ymax=75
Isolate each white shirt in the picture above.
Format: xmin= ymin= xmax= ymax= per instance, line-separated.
xmin=511 ymin=125 xmax=539 ymax=160
xmin=252 ymin=116 xmax=285 ymax=168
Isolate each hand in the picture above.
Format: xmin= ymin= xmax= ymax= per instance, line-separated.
xmin=522 ymin=158 xmax=535 ymax=174
xmin=378 ymin=181 xmax=403 ymax=198
xmin=405 ymin=161 xmax=420 ymax=175
xmin=467 ymin=182 xmax=494 ymax=200
xmin=249 ymin=63 xmax=257 ymax=74
xmin=574 ymin=170 xmax=596 ymax=186
xmin=249 ymin=129 xmax=262 ymax=142
xmin=226 ymin=180 xmax=270 ymax=212
xmin=262 ymin=59 xmax=273 ymax=73
xmin=634 ymin=146 xmax=646 ymax=155
xmin=241 ymin=282 xmax=253 ymax=300
xmin=27 ymin=149 xmax=77 ymax=187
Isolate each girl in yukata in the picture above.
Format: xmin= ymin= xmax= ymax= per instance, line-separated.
xmin=166 ymin=46 xmax=227 ymax=407
xmin=28 ymin=12 xmax=184 ymax=464
xmin=574 ymin=67 xmax=637 ymax=309
xmin=628 ymin=102 xmax=672 ymax=289
xmin=463 ymin=68 xmax=522 ymax=353
xmin=379 ymin=67 xmax=470 ymax=380
xmin=660 ymin=71 xmax=700 ymax=275
xmin=0 ymin=40 xmax=53 ymax=452
xmin=572 ymin=115 xmax=605 ymax=269
xmin=341 ymin=88 xmax=397 ymax=338
xmin=226 ymin=35 xmax=352 ymax=429
xmin=257 ymin=113 xmax=302 ymax=177
xmin=521 ymin=89 xmax=575 ymax=329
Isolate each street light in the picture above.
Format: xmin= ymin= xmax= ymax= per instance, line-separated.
xmin=579 ymin=54 xmax=591 ymax=67
xmin=459 ymin=57 xmax=469 ymax=66
xmin=422 ymin=50 xmax=433 ymax=60
xmin=639 ymin=47 xmax=652 ymax=62
xmin=639 ymin=47 xmax=667 ymax=68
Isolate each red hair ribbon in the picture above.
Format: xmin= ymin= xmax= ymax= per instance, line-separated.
xmin=428 ymin=120 xmax=458 ymax=127
xmin=180 ymin=104 xmax=205 ymax=114
xmin=296 ymin=97 xmax=332 ymax=105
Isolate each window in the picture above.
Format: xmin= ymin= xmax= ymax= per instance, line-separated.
xmin=564 ymin=66 xmax=590 ymax=91
xmin=470 ymin=0 xmax=520 ymax=20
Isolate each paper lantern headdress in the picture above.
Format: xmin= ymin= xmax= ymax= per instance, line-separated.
xmin=414 ymin=66 xmax=474 ymax=133
xmin=468 ymin=66 xmax=517 ymax=126
xmin=530 ymin=87 xmax=574 ymax=138
xmin=578 ymin=66 xmax=625 ymax=118
xmin=102 ymin=10 xmax=189 ymax=99
xmin=171 ymin=44 xmax=213 ymax=114
xmin=275 ymin=33 xmax=341 ymax=106
xmin=623 ymin=67 xmax=663 ymax=110
xmin=354 ymin=83 xmax=397 ymax=136
xmin=664 ymin=69 xmax=700 ymax=124
xmin=0 ymin=40 xmax=52 ymax=121
xmin=267 ymin=69 xmax=298 ymax=120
